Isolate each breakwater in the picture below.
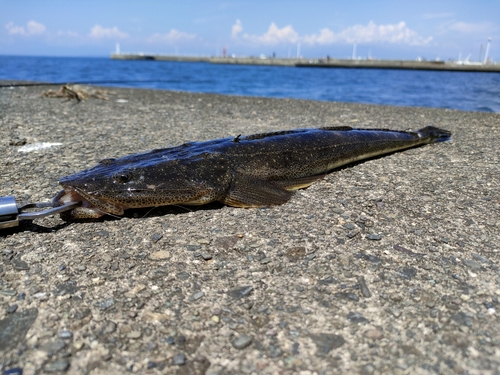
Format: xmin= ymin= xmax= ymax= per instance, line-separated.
xmin=111 ymin=53 xmax=500 ymax=72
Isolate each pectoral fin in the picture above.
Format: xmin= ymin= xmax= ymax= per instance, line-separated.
xmin=223 ymin=177 xmax=294 ymax=208
xmin=277 ymin=174 xmax=327 ymax=191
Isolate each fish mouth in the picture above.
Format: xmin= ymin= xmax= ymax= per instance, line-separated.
xmin=53 ymin=186 xmax=126 ymax=218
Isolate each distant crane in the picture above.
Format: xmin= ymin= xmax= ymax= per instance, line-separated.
xmin=483 ymin=38 xmax=492 ymax=64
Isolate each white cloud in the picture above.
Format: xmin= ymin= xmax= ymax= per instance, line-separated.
xmin=233 ymin=21 xmax=432 ymax=46
xmin=89 ymin=25 xmax=128 ymax=39
xmin=305 ymin=21 xmax=432 ymax=46
xmin=5 ymin=20 xmax=46 ymax=35
xmin=302 ymin=28 xmax=336 ymax=45
xmin=448 ymin=21 xmax=495 ymax=34
xmin=232 ymin=19 xmax=243 ymax=38
xmin=243 ymin=22 xmax=299 ymax=44
xmin=148 ymin=29 xmax=196 ymax=44
xmin=27 ymin=20 xmax=46 ymax=34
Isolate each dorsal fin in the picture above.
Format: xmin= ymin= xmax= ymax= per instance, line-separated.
xmin=319 ymin=126 xmax=353 ymax=131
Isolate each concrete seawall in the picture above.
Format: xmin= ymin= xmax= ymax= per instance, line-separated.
xmin=1 ymin=81 xmax=499 ymax=374
xmin=111 ymin=53 xmax=500 ymax=72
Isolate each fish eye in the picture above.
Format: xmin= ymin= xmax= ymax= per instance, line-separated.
xmin=113 ymin=172 xmax=134 ymax=183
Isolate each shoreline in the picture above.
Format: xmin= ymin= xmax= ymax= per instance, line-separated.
xmin=0 ymin=83 xmax=499 ymax=374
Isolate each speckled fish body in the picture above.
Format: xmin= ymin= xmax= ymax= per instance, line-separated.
xmin=54 ymin=126 xmax=451 ymax=219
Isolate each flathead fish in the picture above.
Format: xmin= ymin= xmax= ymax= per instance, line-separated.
xmin=54 ymin=126 xmax=451 ymax=219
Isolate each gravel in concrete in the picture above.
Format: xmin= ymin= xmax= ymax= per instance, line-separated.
xmin=0 ymin=82 xmax=499 ymax=374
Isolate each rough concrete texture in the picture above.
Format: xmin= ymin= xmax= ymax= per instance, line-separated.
xmin=0 ymin=82 xmax=499 ymax=375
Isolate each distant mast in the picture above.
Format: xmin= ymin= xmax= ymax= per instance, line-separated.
xmin=352 ymin=41 xmax=357 ymax=60
xmin=115 ymin=43 xmax=120 ymax=55
xmin=484 ymin=38 xmax=492 ymax=64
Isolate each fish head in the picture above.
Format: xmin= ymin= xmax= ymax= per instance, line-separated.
xmin=54 ymin=155 xmax=218 ymax=219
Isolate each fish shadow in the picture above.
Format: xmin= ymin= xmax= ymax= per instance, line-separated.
xmin=121 ymin=201 xmax=227 ymax=219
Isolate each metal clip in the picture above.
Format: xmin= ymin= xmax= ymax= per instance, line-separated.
xmin=0 ymin=196 xmax=80 ymax=229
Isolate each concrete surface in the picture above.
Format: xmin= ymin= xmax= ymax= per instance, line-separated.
xmin=0 ymin=82 xmax=499 ymax=374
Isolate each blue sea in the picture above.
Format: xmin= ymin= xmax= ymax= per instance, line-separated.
xmin=1 ymin=55 xmax=499 ymax=112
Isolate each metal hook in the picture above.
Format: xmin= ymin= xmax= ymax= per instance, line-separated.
xmin=0 ymin=196 xmax=80 ymax=229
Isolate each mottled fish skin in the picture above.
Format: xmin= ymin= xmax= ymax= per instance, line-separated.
xmin=55 ymin=126 xmax=451 ymax=219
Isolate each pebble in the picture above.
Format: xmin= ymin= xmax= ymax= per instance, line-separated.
xmin=0 ymin=290 xmax=17 ymax=297
xmin=151 ymin=233 xmax=163 ymax=242
xmin=211 ymin=315 xmax=220 ymax=323
xmin=228 ymin=286 xmax=253 ymax=300
xmin=189 ymin=291 xmax=204 ymax=301
xmin=94 ymin=298 xmax=115 ymax=310
xmin=305 ymin=253 xmax=316 ymax=261
xmin=366 ymin=234 xmax=382 ymax=240
xmin=344 ymin=223 xmax=356 ymax=230
xmin=268 ymin=345 xmax=283 ymax=358
xmin=357 ymin=253 xmax=382 ymax=263
xmin=41 ymin=339 xmax=67 ymax=356
xmin=398 ymin=267 xmax=417 ymax=280
xmin=361 ymin=364 xmax=376 ymax=374
xmin=100 ymin=320 xmax=117 ymax=335
xmin=58 ymin=330 xmax=73 ymax=339
xmin=201 ymin=252 xmax=212 ymax=260
xmin=357 ymin=276 xmax=372 ymax=298
xmin=231 ymin=334 xmax=253 ymax=349
xmin=172 ymin=353 xmax=186 ymax=365
xmin=166 ymin=336 xmax=175 ymax=345
xmin=12 ymin=259 xmax=29 ymax=271
xmin=347 ymin=311 xmax=369 ymax=324
xmin=310 ymin=333 xmax=346 ymax=356
xmin=472 ymin=253 xmax=490 ymax=263
xmin=33 ymin=292 xmax=48 ymax=301
xmin=463 ymin=259 xmax=482 ymax=271
xmin=364 ymin=329 xmax=384 ymax=340
xmin=7 ymin=304 xmax=18 ymax=314
xmin=43 ymin=360 xmax=69 ymax=373
xmin=335 ymin=292 xmax=359 ymax=302
xmin=177 ymin=271 xmax=190 ymax=280
xmin=127 ymin=331 xmax=142 ymax=339
xmin=257 ymin=305 xmax=269 ymax=313
xmin=149 ymin=250 xmax=171 ymax=260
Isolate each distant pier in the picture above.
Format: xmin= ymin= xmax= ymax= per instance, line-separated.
xmin=110 ymin=54 xmax=500 ymax=73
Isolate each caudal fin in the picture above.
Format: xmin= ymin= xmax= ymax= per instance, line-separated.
xmin=417 ymin=126 xmax=452 ymax=143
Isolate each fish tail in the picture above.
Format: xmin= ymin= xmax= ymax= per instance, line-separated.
xmin=417 ymin=126 xmax=452 ymax=143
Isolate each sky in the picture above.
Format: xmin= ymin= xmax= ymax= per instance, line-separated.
xmin=1 ymin=0 xmax=499 ymax=61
